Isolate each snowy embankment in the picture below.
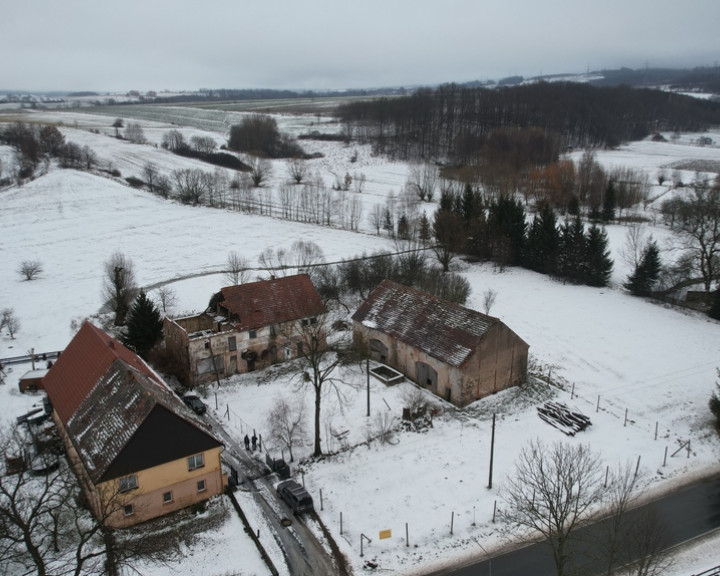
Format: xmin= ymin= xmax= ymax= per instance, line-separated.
xmin=1 ymin=111 xmax=720 ymax=575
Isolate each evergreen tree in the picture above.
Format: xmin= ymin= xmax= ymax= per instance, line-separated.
xmin=418 ymin=211 xmax=432 ymax=245
xmin=488 ymin=196 xmax=526 ymax=267
xmin=602 ymin=180 xmax=617 ymax=222
xmin=121 ymin=291 xmax=163 ymax=359
xmin=558 ymin=216 xmax=586 ymax=283
xmin=461 ymin=183 xmax=483 ymax=224
xmin=584 ymin=224 xmax=614 ymax=287
xmin=524 ymin=202 xmax=560 ymax=275
xmin=397 ymin=214 xmax=411 ymax=240
xmin=624 ymin=240 xmax=661 ymax=296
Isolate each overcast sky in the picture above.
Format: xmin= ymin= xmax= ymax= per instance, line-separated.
xmin=3 ymin=0 xmax=719 ymax=93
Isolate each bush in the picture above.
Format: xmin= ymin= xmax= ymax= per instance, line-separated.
xmin=125 ymin=176 xmax=145 ymax=188
xmin=710 ymin=372 xmax=720 ymax=430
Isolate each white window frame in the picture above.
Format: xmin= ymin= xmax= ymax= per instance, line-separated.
xmin=118 ymin=474 xmax=138 ymax=493
xmin=188 ymin=453 xmax=205 ymax=471
xmin=162 ymin=491 xmax=173 ymax=504
xmin=124 ymin=504 xmax=134 ymax=516
xmin=197 ymin=479 xmax=207 ymax=492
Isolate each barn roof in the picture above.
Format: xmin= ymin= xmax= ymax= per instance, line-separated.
xmin=43 ymin=321 xmax=162 ymax=424
xmin=67 ymin=358 xmax=220 ymax=483
xmin=217 ymin=273 xmax=326 ymax=331
xmin=351 ymin=280 xmax=499 ymax=367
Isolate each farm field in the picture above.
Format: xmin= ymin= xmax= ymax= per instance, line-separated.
xmin=1 ymin=106 xmax=720 ymax=575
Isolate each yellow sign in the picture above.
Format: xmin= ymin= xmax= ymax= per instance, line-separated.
xmin=379 ymin=529 xmax=392 ymax=540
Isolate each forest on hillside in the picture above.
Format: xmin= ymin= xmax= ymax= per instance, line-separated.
xmin=336 ymin=82 xmax=720 ymax=163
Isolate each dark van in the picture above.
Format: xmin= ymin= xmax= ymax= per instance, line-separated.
xmin=277 ymin=480 xmax=314 ymax=514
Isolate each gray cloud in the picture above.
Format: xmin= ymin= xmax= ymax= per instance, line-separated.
xmin=4 ymin=0 xmax=719 ymax=92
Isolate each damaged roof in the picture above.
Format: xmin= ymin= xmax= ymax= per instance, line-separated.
xmin=43 ymin=321 xmax=162 ymax=424
xmin=67 ymin=358 xmax=220 ymax=483
xmin=43 ymin=321 xmax=221 ymax=483
xmin=217 ymin=273 xmax=326 ymax=331
xmin=352 ymin=280 xmax=501 ymax=367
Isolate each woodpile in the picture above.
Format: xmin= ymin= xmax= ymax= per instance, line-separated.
xmin=537 ymin=401 xmax=592 ymax=436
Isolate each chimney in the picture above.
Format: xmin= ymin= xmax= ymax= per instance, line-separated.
xmin=108 ymin=340 xmax=114 ymax=349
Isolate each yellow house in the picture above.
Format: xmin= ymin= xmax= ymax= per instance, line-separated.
xmin=43 ymin=322 xmax=226 ymax=527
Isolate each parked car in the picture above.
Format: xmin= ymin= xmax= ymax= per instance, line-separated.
xmin=277 ymin=479 xmax=314 ymax=514
xmin=182 ymin=395 xmax=206 ymax=415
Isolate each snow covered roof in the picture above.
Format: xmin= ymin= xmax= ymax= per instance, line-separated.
xmin=43 ymin=321 xmax=221 ymax=484
xmin=352 ymin=280 xmax=501 ymax=367
xmin=217 ymin=273 xmax=326 ymax=331
xmin=43 ymin=321 xmax=162 ymax=424
xmin=67 ymin=358 xmax=221 ymax=483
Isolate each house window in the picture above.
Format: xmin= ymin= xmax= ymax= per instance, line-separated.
xmin=284 ymin=343 xmax=291 ymax=360
xmin=188 ymin=453 xmax=205 ymax=471
xmin=204 ymin=340 xmax=210 ymax=349
xmin=197 ymin=479 xmax=207 ymax=492
xmin=118 ymin=475 xmax=138 ymax=493
xmin=124 ymin=504 xmax=134 ymax=516
xmin=249 ymin=329 xmax=257 ymax=339
xmin=163 ymin=491 xmax=173 ymax=504
xmin=228 ymin=336 xmax=237 ymax=351
xmin=197 ymin=356 xmax=224 ymax=376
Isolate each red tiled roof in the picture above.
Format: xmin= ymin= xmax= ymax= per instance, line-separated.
xmin=42 ymin=321 xmax=161 ymax=424
xmin=67 ymin=358 xmax=221 ymax=483
xmin=352 ymin=280 xmax=502 ymax=367
xmin=218 ymin=274 xmax=326 ymax=331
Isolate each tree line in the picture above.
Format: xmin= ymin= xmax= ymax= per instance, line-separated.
xmin=336 ymin=82 xmax=720 ymax=162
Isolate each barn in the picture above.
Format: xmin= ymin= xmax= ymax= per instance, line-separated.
xmin=351 ymin=280 xmax=529 ymax=408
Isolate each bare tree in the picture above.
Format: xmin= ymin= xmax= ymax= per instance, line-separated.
xmin=287 ymin=158 xmax=308 ymax=184
xmin=154 ymin=285 xmax=177 ymax=314
xmin=142 ymin=162 xmax=159 ymax=194
xmin=190 ymin=135 xmax=217 ymax=154
xmin=258 ymin=247 xmax=290 ymax=277
xmin=502 ymin=439 xmax=606 ymax=576
xmin=368 ymin=204 xmax=384 ymax=235
xmin=265 ymin=397 xmax=307 ymax=462
xmin=161 ymin=129 xmax=185 ymax=152
xmin=124 ymin=123 xmax=146 ymax=144
xmin=620 ymin=223 xmax=650 ymax=271
xmin=112 ymin=118 xmax=123 ymax=138
xmin=352 ymin=172 xmax=367 ymax=194
xmin=293 ymin=319 xmax=345 ymax=457
xmin=407 ymin=162 xmax=439 ymax=202
xmin=1 ymin=308 xmax=20 ymax=339
xmin=17 ymin=260 xmax=43 ymax=281
xmin=248 ymin=156 xmax=272 ymax=187
xmin=225 ymin=251 xmax=251 ymax=285
xmin=102 ymin=252 xmax=138 ymax=326
xmin=482 ymin=288 xmax=497 ymax=315
xmin=291 ymin=240 xmax=325 ymax=274
xmin=0 ymin=424 xmax=175 ymax=576
xmin=80 ymin=145 xmax=97 ymax=170
xmin=172 ymin=168 xmax=208 ymax=205
xmin=672 ymin=176 xmax=720 ymax=292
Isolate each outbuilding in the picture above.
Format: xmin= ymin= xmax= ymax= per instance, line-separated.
xmin=352 ymin=280 xmax=529 ymax=408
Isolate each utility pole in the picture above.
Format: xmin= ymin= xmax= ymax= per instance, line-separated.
xmin=366 ymin=358 xmax=370 ymax=417
xmin=488 ymin=412 xmax=496 ymax=489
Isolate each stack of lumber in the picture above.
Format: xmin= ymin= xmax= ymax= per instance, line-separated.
xmin=537 ymin=401 xmax=592 ymax=436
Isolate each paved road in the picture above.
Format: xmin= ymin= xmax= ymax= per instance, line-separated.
xmin=432 ymin=474 xmax=720 ymax=576
xmin=204 ymin=407 xmax=343 ymax=576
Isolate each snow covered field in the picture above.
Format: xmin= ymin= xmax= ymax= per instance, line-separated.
xmin=1 ymin=108 xmax=720 ymax=575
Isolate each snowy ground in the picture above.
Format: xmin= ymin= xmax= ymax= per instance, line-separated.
xmin=1 ymin=109 xmax=720 ymax=575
